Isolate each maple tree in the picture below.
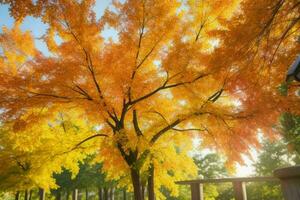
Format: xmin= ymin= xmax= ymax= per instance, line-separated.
xmin=0 ymin=0 xmax=299 ymax=200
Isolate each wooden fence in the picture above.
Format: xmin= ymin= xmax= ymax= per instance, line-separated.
xmin=176 ymin=176 xmax=279 ymax=200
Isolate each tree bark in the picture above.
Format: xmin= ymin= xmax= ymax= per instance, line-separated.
xmin=109 ymin=187 xmax=114 ymax=200
xmin=29 ymin=190 xmax=33 ymax=200
xmin=141 ymin=184 xmax=145 ymax=200
xmin=104 ymin=188 xmax=108 ymax=200
xmin=39 ymin=188 xmax=45 ymax=200
xmin=72 ymin=189 xmax=78 ymax=200
xmin=130 ymin=168 xmax=143 ymax=200
xmin=98 ymin=187 xmax=103 ymax=200
xmin=66 ymin=191 xmax=70 ymax=200
xmin=85 ymin=188 xmax=88 ymax=200
xmin=56 ymin=191 xmax=62 ymax=200
xmin=147 ymin=165 xmax=155 ymax=200
xmin=24 ymin=190 xmax=29 ymax=200
xmin=15 ymin=191 xmax=20 ymax=200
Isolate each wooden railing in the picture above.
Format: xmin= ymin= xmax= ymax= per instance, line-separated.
xmin=177 ymin=176 xmax=279 ymax=200
xmin=36 ymin=166 xmax=300 ymax=200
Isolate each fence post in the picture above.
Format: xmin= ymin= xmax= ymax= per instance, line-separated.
xmin=233 ymin=181 xmax=247 ymax=200
xmin=274 ymin=165 xmax=300 ymax=200
xmin=190 ymin=183 xmax=203 ymax=200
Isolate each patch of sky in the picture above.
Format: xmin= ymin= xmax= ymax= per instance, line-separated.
xmin=153 ymin=60 xmax=168 ymax=77
xmin=178 ymin=100 xmax=187 ymax=106
xmin=93 ymin=0 xmax=112 ymax=20
xmin=176 ymin=0 xmax=188 ymax=15
xmin=1 ymin=1 xmax=120 ymax=54
xmin=0 ymin=5 xmax=14 ymax=31
xmin=209 ymin=38 xmax=220 ymax=48
xmin=94 ymin=124 xmax=104 ymax=131
xmin=20 ymin=16 xmax=51 ymax=56
xmin=101 ymin=24 xmax=119 ymax=43
xmin=159 ymin=90 xmax=173 ymax=99
xmin=94 ymin=0 xmax=120 ymax=42
xmin=0 ymin=108 xmax=6 ymax=115
xmin=153 ymin=60 xmax=161 ymax=67
xmin=54 ymin=33 xmax=63 ymax=45
xmin=93 ymin=0 xmax=126 ymax=20
xmin=181 ymin=35 xmax=190 ymax=43
xmin=40 ymin=74 xmax=49 ymax=82
xmin=0 ymin=5 xmax=52 ymax=56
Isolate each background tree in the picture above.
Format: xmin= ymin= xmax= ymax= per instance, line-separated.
xmin=279 ymin=113 xmax=300 ymax=154
xmin=194 ymin=153 xmax=229 ymax=200
xmin=0 ymin=111 xmax=99 ymax=192
xmin=246 ymin=139 xmax=300 ymax=200
xmin=0 ymin=0 xmax=299 ymax=200
xmin=52 ymin=157 xmax=116 ymax=200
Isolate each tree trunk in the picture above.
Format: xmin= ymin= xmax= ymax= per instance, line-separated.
xmin=130 ymin=168 xmax=143 ymax=200
xmin=123 ymin=189 xmax=126 ymax=200
xmin=147 ymin=165 xmax=155 ymax=200
xmin=104 ymin=188 xmax=108 ymax=200
xmin=39 ymin=188 xmax=45 ymax=200
xmin=29 ymin=190 xmax=33 ymax=200
xmin=141 ymin=184 xmax=145 ymax=200
xmin=98 ymin=187 xmax=103 ymax=200
xmin=85 ymin=188 xmax=88 ymax=200
xmin=72 ymin=189 xmax=78 ymax=200
xmin=24 ymin=190 xmax=29 ymax=200
xmin=56 ymin=191 xmax=62 ymax=200
xmin=66 ymin=191 xmax=70 ymax=200
xmin=15 ymin=191 xmax=20 ymax=200
xmin=109 ymin=187 xmax=114 ymax=200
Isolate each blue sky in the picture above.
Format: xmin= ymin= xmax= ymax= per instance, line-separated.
xmin=0 ymin=0 xmax=116 ymax=55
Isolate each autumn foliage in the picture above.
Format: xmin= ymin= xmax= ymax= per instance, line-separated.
xmin=0 ymin=0 xmax=299 ymax=199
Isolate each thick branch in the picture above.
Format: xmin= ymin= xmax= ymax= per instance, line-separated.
xmin=195 ymin=23 xmax=205 ymax=42
xmin=130 ymin=73 xmax=210 ymax=106
xmin=257 ymin=0 xmax=285 ymax=39
xmin=172 ymin=128 xmax=206 ymax=132
xmin=74 ymin=84 xmax=93 ymax=100
xmin=270 ymin=16 xmax=300 ymax=63
xmin=133 ymin=109 xmax=143 ymax=136
xmin=71 ymin=133 xmax=108 ymax=151
xmin=20 ymin=88 xmax=72 ymax=100
xmin=208 ymin=89 xmax=224 ymax=102
xmin=150 ymin=119 xmax=182 ymax=144
xmin=64 ymin=21 xmax=113 ymax=117
xmin=128 ymin=36 xmax=163 ymax=101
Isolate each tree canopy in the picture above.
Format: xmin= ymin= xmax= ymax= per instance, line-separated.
xmin=0 ymin=0 xmax=299 ymax=199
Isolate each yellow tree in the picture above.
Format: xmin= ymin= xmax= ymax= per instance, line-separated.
xmin=0 ymin=110 xmax=100 ymax=192
xmin=0 ymin=0 xmax=299 ymax=199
